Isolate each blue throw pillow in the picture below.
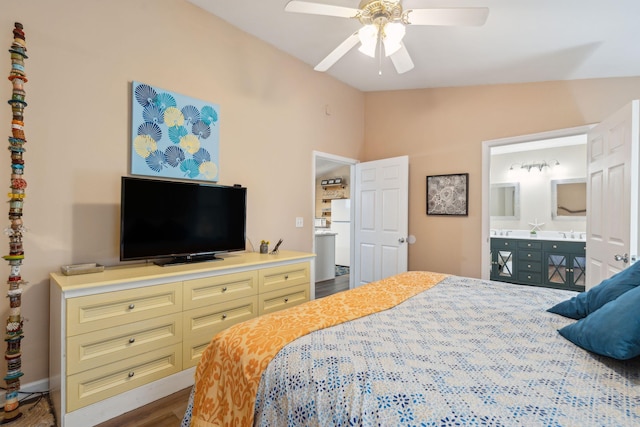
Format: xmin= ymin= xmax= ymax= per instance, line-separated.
xmin=547 ymin=261 xmax=640 ymax=319
xmin=558 ymin=285 xmax=640 ymax=360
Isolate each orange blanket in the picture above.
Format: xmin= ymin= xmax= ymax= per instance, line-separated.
xmin=190 ymin=271 xmax=448 ymax=427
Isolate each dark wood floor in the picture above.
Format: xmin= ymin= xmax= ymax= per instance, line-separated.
xmin=316 ymin=273 xmax=350 ymax=298
xmin=94 ymin=387 xmax=191 ymax=427
xmin=94 ymin=274 xmax=349 ymax=426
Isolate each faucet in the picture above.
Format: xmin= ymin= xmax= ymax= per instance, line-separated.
xmin=505 ymin=230 xmax=512 ymax=236
xmin=570 ymin=229 xmax=575 ymax=239
xmin=559 ymin=231 xmax=567 ymax=238
xmin=579 ymin=232 xmax=586 ymax=240
xmin=490 ymin=229 xmax=497 ymax=236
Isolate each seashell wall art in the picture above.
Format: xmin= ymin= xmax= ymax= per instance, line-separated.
xmin=131 ymin=82 xmax=220 ymax=182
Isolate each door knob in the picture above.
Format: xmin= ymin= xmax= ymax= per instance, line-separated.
xmin=614 ymin=253 xmax=629 ymax=263
xmin=398 ymin=237 xmax=405 ymax=243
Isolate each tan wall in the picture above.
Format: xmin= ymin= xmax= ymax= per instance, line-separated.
xmin=364 ymin=77 xmax=640 ymax=278
xmin=4 ymin=0 xmax=640 ymax=388
xmin=1 ymin=0 xmax=364 ymax=384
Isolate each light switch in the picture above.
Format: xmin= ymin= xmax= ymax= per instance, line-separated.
xmin=295 ymin=217 xmax=303 ymax=228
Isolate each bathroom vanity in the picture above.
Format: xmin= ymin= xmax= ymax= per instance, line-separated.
xmin=490 ymin=235 xmax=586 ymax=291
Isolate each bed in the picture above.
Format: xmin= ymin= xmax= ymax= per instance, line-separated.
xmin=182 ymin=271 xmax=640 ymax=426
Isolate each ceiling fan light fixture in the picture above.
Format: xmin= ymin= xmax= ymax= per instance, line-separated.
xmin=382 ymin=22 xmax=405 ymax=56
xmin=357 ymin=24 xmax=378 ymax=57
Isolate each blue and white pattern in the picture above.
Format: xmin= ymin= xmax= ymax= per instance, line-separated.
xmin=131 ymin=81 xmax=220 ymax=182
xmin=253 ymin=277 xmax=640 ymax=426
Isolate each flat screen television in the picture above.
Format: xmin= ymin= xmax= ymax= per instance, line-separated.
xmin=120 ymin=176 xmax=247 ymax=266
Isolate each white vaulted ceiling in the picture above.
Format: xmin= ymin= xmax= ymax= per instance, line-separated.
xmin=187 ymin=0 xmax=640 ymax=92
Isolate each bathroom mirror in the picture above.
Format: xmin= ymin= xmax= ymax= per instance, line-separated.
xmin=490 ymin=182 xmax=520 ymax=220
xmin=551 ymin=178 xmax=587 ymax=219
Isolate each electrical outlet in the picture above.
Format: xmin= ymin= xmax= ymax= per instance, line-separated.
xmin=295 ymin=217 xmax=303 ymax=228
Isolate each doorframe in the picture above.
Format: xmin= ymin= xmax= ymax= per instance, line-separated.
xmin=312 ymin=151 xmax=358 ymax=297
xmin=480 ymin=125 xmax=594 ymax=280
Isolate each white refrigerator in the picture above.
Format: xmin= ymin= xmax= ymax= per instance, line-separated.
xmin=330 ymin=199 xmax=351 ymax=267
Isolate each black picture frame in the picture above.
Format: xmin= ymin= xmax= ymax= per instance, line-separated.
xmin=426 ymin=173 xmax=469 ymax=216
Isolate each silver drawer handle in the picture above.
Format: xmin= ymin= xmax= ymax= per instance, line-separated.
xmin=284 ymin=298 xmax=289 ymax=303
xmin=527 ymin=243 xmax=531 ymax=247
xmin=528 ymin=275 xmax=532 ymax=279
xmin=129 ymin=338 xmax=135 ymax=344
xmin=221 ymin=314 xmax=227 ymax=320
xmin=128 ymin=372 xmax=135 ymax=378
xmin=128 ymin=304 xmax=135 ymax=310
xmin=527 ymin=264 xmax=531 ymax=268
xmin=527 ymin=254 xmax=531 ymax=257
xmin=553 ymin=245 xmax=557 ymax=249
xmin=222 ymin=287 xmax=228 ymax=292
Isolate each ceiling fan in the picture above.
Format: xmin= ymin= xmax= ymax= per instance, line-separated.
xmin=285 ymin=0 xmax=489 ymax=74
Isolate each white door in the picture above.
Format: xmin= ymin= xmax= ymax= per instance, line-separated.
xmin=354 ymin=156 xmax=409 ymax=287
xmin=586 ymin=100 xmax=640 ymax=289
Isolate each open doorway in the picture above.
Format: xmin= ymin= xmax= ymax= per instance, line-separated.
xmin=481 ymin=125 xmax=593 ymax=281
xmin=312 ymin=151 xmax=357 ymax=299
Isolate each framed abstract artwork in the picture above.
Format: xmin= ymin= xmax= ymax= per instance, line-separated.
xmin=426 ymin=173 xmax=469 ymax=216
xmin=131 ymin=81 xmax=220 ymax=182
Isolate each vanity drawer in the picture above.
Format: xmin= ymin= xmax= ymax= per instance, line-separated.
xmin=259 ymin=283 xmax=309 ymax=315
xmin=518 ymin=271 xmax=542 ymax=284
xmin=543 ymin=241 xmax=586 ymax=253
xmin=518 ymin=250 xmax=542 ymax=262
xmin=183 ymin=270 xmax=258 ymax=310
xmin=519 ymin=261 xmax=542 ymax=273
xmin=518 ymin=240 xmax=542 ymax=250
xmin=66 ymin=282 xmax=182 ymax=336
xmin=258 ymin=262 xmax=309 ymax=293
xmin=67 ymin=313 xmax=182 ymax=375
xmin=66 ymin=343 xmax=182 ymax=412
xmin=490 ymin=238 xmax=514 ymax=249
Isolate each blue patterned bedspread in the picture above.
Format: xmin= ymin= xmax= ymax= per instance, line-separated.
xmin=252 ymin=276 xmax=640 ymax=426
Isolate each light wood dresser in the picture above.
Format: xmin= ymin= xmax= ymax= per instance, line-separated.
xmin=49 ymin=250 xmax=314 ymax=427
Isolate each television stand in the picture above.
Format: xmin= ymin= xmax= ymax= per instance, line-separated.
xmin=154 ymin=253 xmax=223 ymax=266
xmin=49 ymin=250 xmax=314 ymax=427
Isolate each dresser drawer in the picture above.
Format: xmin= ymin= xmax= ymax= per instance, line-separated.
xmin=67 ymin=313 xmax=182 ymax=376
xmin=182 ymin=295 xmax=258 ymax=368
xmin=183 ymin=271 xmax=258 ymax=310
xmin=518 ymin=250 xmax=542 ymax=262
xmin=258 ymin=263 xmax=309 ymax=294
xmin=259 ymin=283 xmax=309 ymax=316
xmin=183 ymin=295 xmax=258 ymax=340
xmin=183 ymin=334 xmax=215 ymax=370
xmin=66 ymin=282 xmax=182 ymax=336
xmin=66 ymin=343 xmax=182 ymax=412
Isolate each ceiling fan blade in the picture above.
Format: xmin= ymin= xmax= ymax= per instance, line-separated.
xmin=390 ymin=43 xmax=414 ymax=74
xmin=285 ymin=1 xmax=359 ymax=18
xmin=314 ymin=32 xmax=360 ymax=72
xmin=405 ymin=8 xmax=489 ymax=26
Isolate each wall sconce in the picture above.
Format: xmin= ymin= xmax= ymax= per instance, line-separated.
xmin=509 ymin=159 xmax=560 ymax=172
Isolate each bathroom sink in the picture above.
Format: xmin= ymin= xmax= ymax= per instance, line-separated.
xmin=490 ymin=230 xmax=585 ymax=242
